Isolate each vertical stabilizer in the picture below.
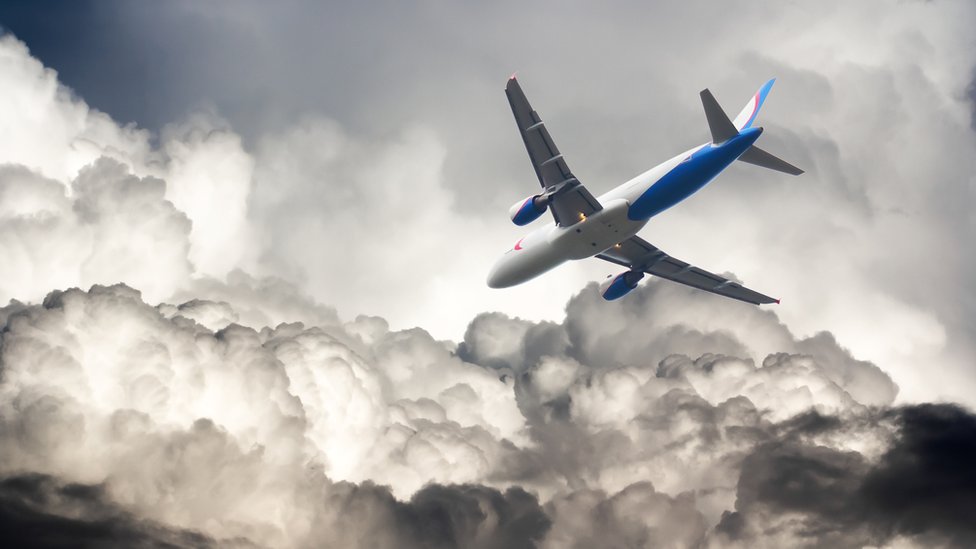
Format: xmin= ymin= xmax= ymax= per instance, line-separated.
xmin=699 ymin=89 xmax=738 ymax=143
xmin=733 ymin=78 xmax=775 ymax=131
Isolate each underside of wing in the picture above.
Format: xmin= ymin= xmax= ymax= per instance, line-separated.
xmin=596 ymin=236 xmax=778 ymax=305
xmin=506 ymin=76 xmax=601 ymax=226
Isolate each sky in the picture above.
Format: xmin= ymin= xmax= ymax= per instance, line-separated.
xmin=0 ymin=1 xmax=975 ymax=547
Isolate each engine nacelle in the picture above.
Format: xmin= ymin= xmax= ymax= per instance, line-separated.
xmin=509 ymin=195 xmax=548 ymax=226
xmin=599 ymin=271 xmax=645 ymax=301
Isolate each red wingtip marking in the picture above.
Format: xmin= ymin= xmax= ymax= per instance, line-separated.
xmin=775 ymin=299 xmax=781 ymax=304
xmin=514 ymin=238 xmax=524 ymax=251
xmin=509 ymin=72 xmax=518 ymax=81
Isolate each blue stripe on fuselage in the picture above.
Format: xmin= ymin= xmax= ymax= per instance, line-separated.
xmin=627 ymin=127 xmax=763 ymax=221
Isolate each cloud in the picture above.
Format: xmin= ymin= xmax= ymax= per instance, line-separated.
xmin=0 ymin=279 xmax=922 ymax=547
xmin=860 ymin=404 xmax=976 ymax=543
xmin=0 ymin=473 xmax=551 ymax=549
xmin=0 ymin=159 xmax=193 ymax=303
xmin=0 ymin=473 xmax=224 ymax=549
xmin=0 ymin=34 xmax=151 ymax=182
xmin=713 ymin=404 xmax=976 ymax=548
xmin=0 ymin=34 xmax=256 ymax=301
xmin=542 ymin=483 xmax=708 ymax=549
xmin=159 ymin=113 xmax=258 ymax=278
xmin=0 ymin=283 xmax=539 ymax=545
xmin=0 ymin=265 xmax=972 ymax=549
xmin=308 ymin=483 xmax=550 ymax=549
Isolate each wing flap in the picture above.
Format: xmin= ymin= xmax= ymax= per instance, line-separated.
xmin=549 ymin=186 xmax=603 ymax=225
xmin=506 ymin=77 xmax=601 ymax=226
xmin=506 ymin=77 xmax=575 ymax=189
xmin=597 ymin=235 xmax=778 ymax=305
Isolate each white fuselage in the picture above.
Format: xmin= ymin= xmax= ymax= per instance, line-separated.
xmin=486 ymin=148 xmax=690 ymax=288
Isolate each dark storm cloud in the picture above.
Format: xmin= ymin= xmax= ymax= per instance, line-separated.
xmin=316 ymin=483 xmax=551 ymax=549
xmin=861 ymin=404 xmax=976 ymax=543
xmin=0 ymin=472 xmax=550 ymax=549
xmin=0 ymin=473 xmax=223 ymax=548
xmin=718 ymin=403 xmax=976 ymax=547
xmin=721 ymin=441 xmax=872 ymax=545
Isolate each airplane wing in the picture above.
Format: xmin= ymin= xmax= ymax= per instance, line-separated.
xmin=595 ymin=235 xmax=778 ymax=305
xmin=506 ymin=76 xmax=601 ymax=227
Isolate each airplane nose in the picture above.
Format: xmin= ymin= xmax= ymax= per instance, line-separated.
xmin=486 ymin=263 xmax=505 ymax=288
xmin=487 ymin=258 xmax=514 ymax=288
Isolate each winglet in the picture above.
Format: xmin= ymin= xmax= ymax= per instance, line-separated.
xmin=509 ymin=72 xmax=518 ymax=81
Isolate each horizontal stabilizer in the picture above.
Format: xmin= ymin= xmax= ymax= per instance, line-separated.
xmin=738 ymin=145 xmax=803 ymax=176
xmin=700 ymin=89 xmax=738 ymax=143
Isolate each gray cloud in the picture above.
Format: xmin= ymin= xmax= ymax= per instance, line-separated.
xmin=715 ymin=404 xmax=976 ymax=548
xmin=318 ymin=483 xmax=551 ymax=549
xmin=0 ymin=276 xmax=968 ymax=547
xmin=543 ymin=483 xmax=708 ymax=549
xmin=0 ymin=473 xmax=551 ymax=549
xmin=0 ymin=473 xmax=225 ymax=548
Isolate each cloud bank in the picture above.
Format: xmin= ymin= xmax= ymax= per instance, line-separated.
xmin=2 ymin=280 xmax=974 ymax=547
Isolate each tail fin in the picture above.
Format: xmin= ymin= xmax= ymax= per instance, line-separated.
xmin=699 ymin=89 xmax=738 ymax=143
xmin=738 ymin=145 xmax=804 ymax=175
xmin=733 ymin=78 xmax=775 ymax=131
xmin=701 ymin=78 xmax=804 ymax=176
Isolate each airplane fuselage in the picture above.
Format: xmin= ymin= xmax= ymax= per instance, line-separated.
xmin=487 ymin=126 xmax=763 ymax=288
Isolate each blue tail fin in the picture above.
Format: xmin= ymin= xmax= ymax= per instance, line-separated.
xmin=733 ymin=78 xmax=775 ymax=131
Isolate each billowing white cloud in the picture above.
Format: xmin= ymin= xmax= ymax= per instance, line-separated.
xmin=1 ymin=278 xmax=954 ymax=548
xmin=0 ymin=35 xmax=152 ymax=182
xmin=0 ymin=159 xmax=193 ymax=302
xmin=160 ymin=113 xmax=258 ymax=278
xmin=0 ymin=284 xmax=531 ymax=545
xmin=0 ymin=35 xmax=257 ymax=299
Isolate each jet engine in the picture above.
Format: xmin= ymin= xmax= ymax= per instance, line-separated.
xmin=599 ymin=271 xmax=645 ymax=301
xmin=509 ymin=195 xmax=548 ymax=226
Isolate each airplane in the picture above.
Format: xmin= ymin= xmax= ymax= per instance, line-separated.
xmin=487 ymin=76 xmax=802 ymax=304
